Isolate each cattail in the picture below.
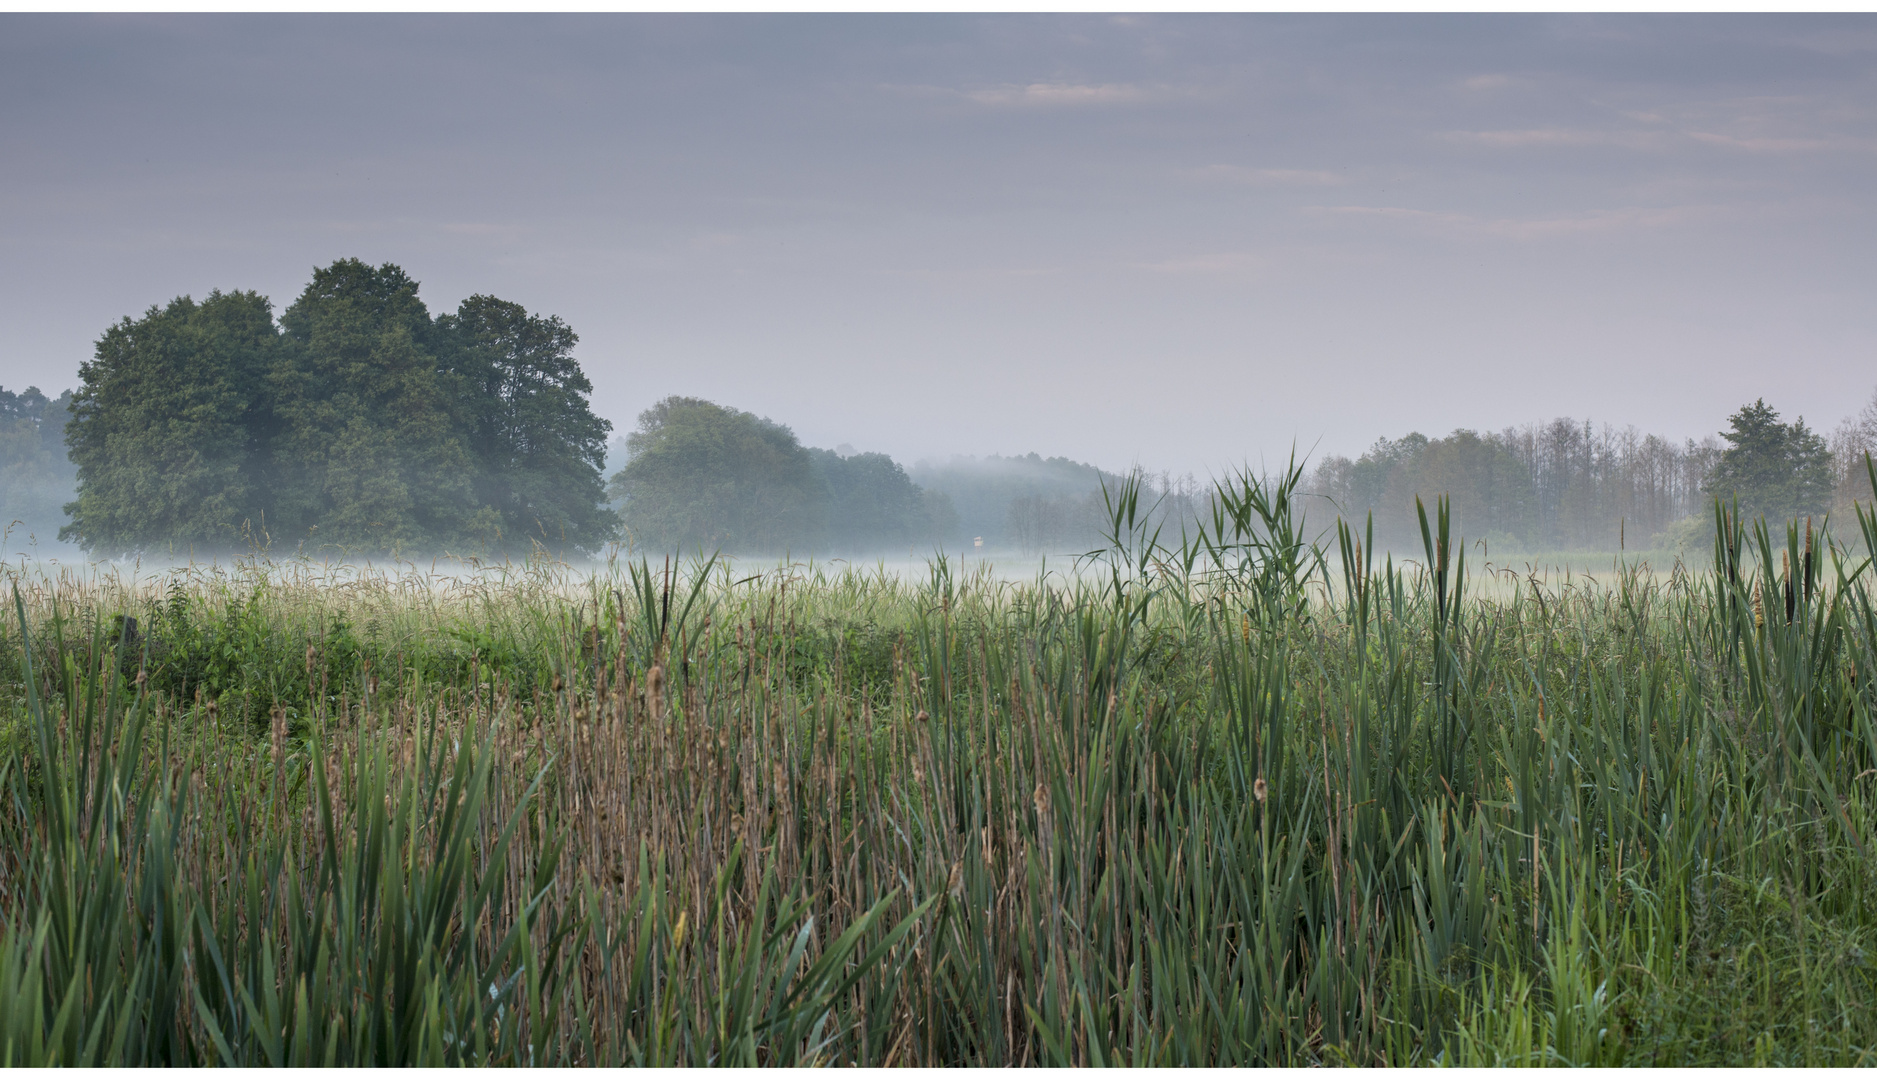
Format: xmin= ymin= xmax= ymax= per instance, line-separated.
xmin=947 ymin=858 xmax=965 ymax=901
xmin=1032 ymin=781 xmax=1050 ymax=820
xmin=1253 ymin=777 xmax=1268 ymax=803
xmin=271 ymin=706 xmax=288 ymax=763
xmin=646 ymin=664 xmax=665 ymax=720
xmin=1805 ymin=518 xmax=1816 ymax=602
xmin=1784 ymin=551 xmax=1796 ymax=623
xmin=1753 ymin=582 xmax=1765 ymax=630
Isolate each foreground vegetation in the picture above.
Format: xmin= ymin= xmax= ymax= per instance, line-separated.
xmin=0 ymin=466 xmax=1875 ymax=1066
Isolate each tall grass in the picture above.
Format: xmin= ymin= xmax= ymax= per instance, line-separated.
xmin=0 ymin=465 xmax=1875 ymax=1064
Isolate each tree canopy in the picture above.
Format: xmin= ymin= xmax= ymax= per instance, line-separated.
xmin=1705 ymin=398 xmax=1834 ymax=523
xmin=62 ymin=260 xmax=616 ymax=558
xmin=810 ymin=448 xmax=956 ymax=554
xmin=441 ymin=294 xmax=615 ymax=554
xmin=64 ymin=290 xmax=278 ymax=551
xmin=609 ymin=397 xmax=828 ymax=553
xmin=0 ymin=386 xmax=77 ymax=547
xmin=608 ymin=398 xmax=959 ymax=555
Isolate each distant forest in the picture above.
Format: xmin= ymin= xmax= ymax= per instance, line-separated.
xmin=1308 ymin=396 xmax=1872 ymax=554
xmin=2 ymin=258 xmax=1873 ymax=558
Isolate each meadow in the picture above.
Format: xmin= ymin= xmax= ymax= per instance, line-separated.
xmin=0 ymin=467 xmax=1874 ymax=1066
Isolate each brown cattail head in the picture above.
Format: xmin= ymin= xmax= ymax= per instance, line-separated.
xmin=646 ymin=665 xmax=665 ymax=709
xmin=947 ymin=859 xmax=965 ymax=901
xmin=1753 ymin=583 xmax=1765 ymax=629
xmin=1032 ymin=781 xmax=1050 ymax=820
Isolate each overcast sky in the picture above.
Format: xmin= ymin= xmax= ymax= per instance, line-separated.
xmin=4 ymin=14 xmax=1875 ymax=476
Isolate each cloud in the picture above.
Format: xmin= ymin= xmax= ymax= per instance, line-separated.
xmin=1684 ymin=130 xmax=1865 ymax=153
xmin=962 ymin=82 xmax=1147 ymax=108
xmin=1450 ymin=125 xmax=1874 ymax=155
xmin=1187 ymin=164 xmax=1343 ymax=186
xmin=441 ymin=221 xmax=527 ymax=239
xmin=1462 ymin=74 xmax=1511 ymax=91
xmin=1135 ymin=251 xmax=1265 ymax=274
xmin=1443 ymin=128 xmax=1665 ymax=149
xmin=1310 ymin=203 xmax=1712 ymax=240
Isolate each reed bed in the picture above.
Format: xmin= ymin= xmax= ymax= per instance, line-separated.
xmin=1 ymin=468 xmax=1875 ymax=1066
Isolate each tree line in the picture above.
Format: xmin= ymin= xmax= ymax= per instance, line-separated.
xmin=7 ymin=258 xmax=1872 ymax=560
xmin=1308 ymin=394 xmax=1869 ymax=553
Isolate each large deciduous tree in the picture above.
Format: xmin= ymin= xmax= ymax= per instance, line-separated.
xmin=62 ymin=291 xmax=278 ymax=555
xmin=64 ymin=260 xmax=617 ymax=558
xmin=270 ymin=259 xmax=481 ymax=552
xmin=609 ymin=397 xmax=827 ymax=553
xmin=809 ymin=448 xmax=951 ymax=553
xmin=438 ymin=295 xmax=616 ymax=553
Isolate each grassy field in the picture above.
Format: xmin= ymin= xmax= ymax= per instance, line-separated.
xmin=0 ymin=471 xmax=1874 ymax=1066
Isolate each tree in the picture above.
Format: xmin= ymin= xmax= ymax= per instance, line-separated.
xmin=810 ymin=448 xmax=950 ymax=553
xmin=907 ymin=453 xmax=1116 ymax=550
xmin=61 ymin=260 xmax=619 ymax=558
xmin=1705 ymin=398 xmax=1834 ymax=523
xmin=0 ymin=387 xmax=78 ymax=547
xmin=609 ymin=397 xmax=827 ymax=554
xmin=439 ymin=295 xmax=617 ymax=555
xmin=1411 ymin=429 xmax=1536 ymax=546
xmin=62 ymin=291 xmax=278 ymax=554
xmin=1830 ymin=386 xmax=1877 ymax=512
xmin=269 ymin=260 xmax=482 ymax=553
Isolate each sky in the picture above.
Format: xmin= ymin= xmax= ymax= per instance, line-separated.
xmin=3 ymin=14 xmax=1875 ymax=478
